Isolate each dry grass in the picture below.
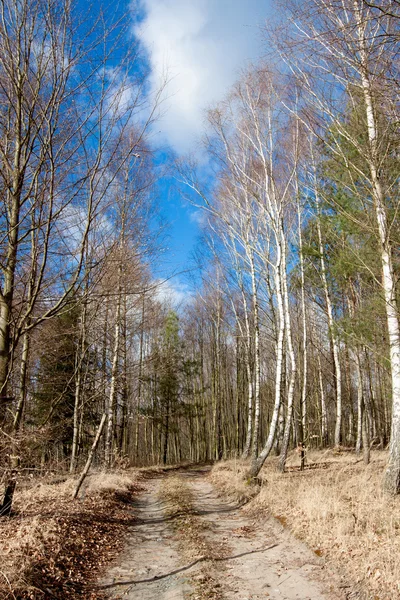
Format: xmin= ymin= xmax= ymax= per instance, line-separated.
xmin=83 ymin=471 xmax=136 ymax=496
xmin=209 ymin=460 xmax=258 ymax=504
xmin=211 ymin=450 xmax=400 ymax=600
xmin=0 ymin=470 xmax=141 ymax=599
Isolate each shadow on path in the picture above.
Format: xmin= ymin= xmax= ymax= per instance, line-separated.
xmin=98 ymin=543 xmax=278 ymax=590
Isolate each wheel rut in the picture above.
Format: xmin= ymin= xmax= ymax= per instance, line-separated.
xmin=98 ymin=477 xmax=193 ymax=599
xmin=185 ymin=472 xmax=341 ymax=600
xmin=98 ymin=469 xmax=346 ymax=600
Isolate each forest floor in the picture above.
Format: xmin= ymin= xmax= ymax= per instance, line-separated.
xmin=210 ymin=450 xmax=400 ymax=600
xmin=0 ymin=471 xmax=145 ymax=599
xmin=99 ymin=466 xmax=347 ymax=600
xmin=2 ymin=451 xmax=398 ymax=600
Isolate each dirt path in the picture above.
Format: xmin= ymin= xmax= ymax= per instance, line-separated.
xmin=184 ymin=471 xmax=344 ymax=600
xmin=98 ymin=477 xmax=193 ymax=599
xmin=98 ymin=469 xmax=346 ymax=600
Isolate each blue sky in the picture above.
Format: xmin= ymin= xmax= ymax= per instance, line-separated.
xmin=112 ymin=0 xmax=273 ymax=302
xmin=132 ymin=0 xmax=273 ymax=154
xmin=131 ymin=0 xmax=273 ymax=302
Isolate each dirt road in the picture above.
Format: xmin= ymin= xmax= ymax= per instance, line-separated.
xmin=98 ymin=468 xmax=346 ymax=600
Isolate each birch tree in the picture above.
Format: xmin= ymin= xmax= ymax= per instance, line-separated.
xmin=273 ymin=0 xmax=400 ymax=492
xmin=193 ymin=68 xmax=300 ymax=478
xmin=222 ymin=70 xmax=298 ymax=478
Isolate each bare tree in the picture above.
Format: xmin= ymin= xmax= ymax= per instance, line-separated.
xmin=0 ymin=0 xmax=164 ymax=513
xmin=272 ymin=0 xmax=400 ymax=493
xmin=184 ymin=67 xmax=300 ymax=478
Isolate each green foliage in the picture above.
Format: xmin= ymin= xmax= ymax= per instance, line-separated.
xmin=297 ymin=96 xmax=397 ymax=349
xmin=144 ymin=310 xmax=201 ymax=463
xmin=157 ymin=311 xmax=181 ymax=411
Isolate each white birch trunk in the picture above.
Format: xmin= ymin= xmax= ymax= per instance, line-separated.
xmin=278 ymin=226 xmax=297 ymax=472
xmin=317 ymin=352 xmax=328 ymax=446
xmin=249 ymin=247 xmax=261 ymax=459
xmin=249 ymin=249 xmax=285 ymax=478
xmin=240 ymin=270 xmax=254 ymax=459
xmin=241 ymin=342 xmax=254 ymax=459
xmin=298 ymin=201 xmax=308 ymax=440
xmin=353 ymin=4 xmax=400 ymax=493
xmin=315 ymin=198 xmax=342 ymax=446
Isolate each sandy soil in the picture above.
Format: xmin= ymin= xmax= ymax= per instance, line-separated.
xmin=98 ymin=477 xmax=193 ymax=599
xmin=98 ymin=469 xmax=350 ymax=600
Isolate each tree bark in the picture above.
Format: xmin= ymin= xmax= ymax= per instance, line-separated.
xmin=105 ymin=266 xmax=122 ymax=468
xmin=249 ymin=249 xmax=285 ymax=478
xmin=315 ymin=192 xmax=342 ymax=447
xmin=298 ymin=198 xmax=308 ymax=459
xmin=249 ymin=247 xmax=261 ymax=459
xmin=278 ymin=227 xmax=297 ymax=473
xmin=70 ymin=302 xmax=88 ymax=473
xmin=73 ymin=414 xmax=107 ymax=500
xmin=354 ymin=10 xmax=400 ymax=492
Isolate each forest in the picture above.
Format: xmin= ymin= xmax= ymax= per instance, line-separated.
xmin=0 ymin=0 xmax=399 ymax=530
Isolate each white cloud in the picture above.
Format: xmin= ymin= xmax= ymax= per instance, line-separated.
xmin=154 ymin=278 xmax=192 ymax=307
xmin=189 ymin=209 xmax=207 ymax=226
xmin=132 ymin=0 xmax=270 ymax=154
xmin=102 ymin=66 xmax=143 ymax=122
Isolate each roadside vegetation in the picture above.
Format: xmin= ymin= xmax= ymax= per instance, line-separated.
xmin=211 ymin=450 xmax=400 ymax=600
xmin=0 ymin=0 xmax=399 ymax=596
xmin=0 ymin=472 xmax=141 ymax=600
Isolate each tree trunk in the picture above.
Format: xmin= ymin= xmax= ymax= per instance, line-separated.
xmin=355 ymin=350 xmax=364 ymax=454
xmin=73 ymin=414 xmax=107 ymax=500
xmin=240 ymin=279 xmax=253 ymax=459
xmin=317 ymin=352 xmax=328 ymax=446
xmin=315 ymin=194 xmax=342 ymax=447
xmin=135 ymin=295 xmax=145 ymax=462
xmin=278 ymin=229 xmax=297 ymax=473
xmin=105 ymin=267 xmax=122 ymax=468
xmin=354 ymin=1 xmax=400 ymax=494
xmin=70 ymin=302 xmax=88 ymax=473
xmin=163 ymin=397 xmax=170 ymax=465
xmin=248 ymin=251 xmax=285 ymax=479
xmin=362 ymin=408 xmax=371 ymax=465
xmin=249 ymin=248 xmax=261 ymax=459
xmin=298 ymin=198 xmax=308 ymax=456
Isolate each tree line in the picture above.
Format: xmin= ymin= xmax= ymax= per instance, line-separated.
xmin=182 ymin=0 xmax=399 ymax=492
xmin=1 ymin=0 xmax=399 ymax=516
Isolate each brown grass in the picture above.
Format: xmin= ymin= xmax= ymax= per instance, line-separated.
xmin=0 ymin=470 xmax=142 ymax=599
xmin=209 ymin=460 xmax=259 ymax=504
xmin=211 ymin=450 xmax=400 ymax=600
